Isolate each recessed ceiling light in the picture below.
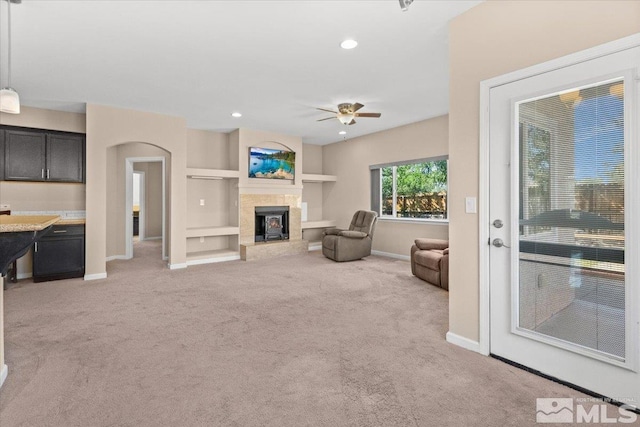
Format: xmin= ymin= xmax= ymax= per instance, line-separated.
xmin=340 ymin=39 xmax=358 ymax=50
xmin=231 ymin=112 xmax=242 ymax=118
xmin=339 ymin=131 xmax=347 ymax=135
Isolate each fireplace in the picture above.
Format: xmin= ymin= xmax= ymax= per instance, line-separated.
xmin=255 ymin=206 xmax=289 ymax=242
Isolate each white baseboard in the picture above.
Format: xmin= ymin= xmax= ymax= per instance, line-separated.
xmin=0 ymin=364 xmax=8 ymax=389
xmin=144 ymin=236 xmax=162 ymax=241
xmin=84 ymin=272 xmax=107 ymax=281
xmin=17 ymin=272 xmax=33 ymax=280
xmin=168 ymin=262 xmax=188 ymax=270
xmin=105 ymin=255 xmax=128 ymax=262
xmin=446 ymin=331 xmax=481 ymax=354
xmin=371 ymin=250 xmax=410 ymax=261
xmin=186 ymin=254 xmax=241 ymax=266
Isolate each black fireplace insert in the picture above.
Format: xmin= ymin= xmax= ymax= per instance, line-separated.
xmin=255 ymin=206 xmax=289 ymax=242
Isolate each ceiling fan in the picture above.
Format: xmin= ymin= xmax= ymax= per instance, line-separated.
xmin=316 ymin=103 xmax=381 ymax=125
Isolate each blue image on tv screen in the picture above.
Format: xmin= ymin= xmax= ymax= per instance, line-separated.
xmin=249 ymin=147 xmax=295 ymax=180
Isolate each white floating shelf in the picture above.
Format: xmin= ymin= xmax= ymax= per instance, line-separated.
xmin=186 ymin=249 xmax=240 ymax=265
xmin=187 ymin=168 xmax=239 ymax=179
xmin=186 ymin=226 xmax=240 ymax=238
xmin=300 ymin=173 xmax=337 ymax=183
xmin=307 ymin=241 xmax=323 ymax=251
xmin=302 ymin=220 xmax=336 ymax=229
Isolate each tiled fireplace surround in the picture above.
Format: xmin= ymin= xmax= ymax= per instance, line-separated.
xmin=239 ymin=193 xmax=309 ymax=261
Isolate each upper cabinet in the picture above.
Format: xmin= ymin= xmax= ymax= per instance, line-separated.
xmin=46 ymin=133 xmax=85 ymax=182
xmin=1 ymin=127 xmax=85 ymax=183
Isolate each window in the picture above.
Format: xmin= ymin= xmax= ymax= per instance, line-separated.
xmin=370 ymin=157 xmax=448 ymax=220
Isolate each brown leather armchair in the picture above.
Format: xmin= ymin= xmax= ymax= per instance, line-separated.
xmin=322 ymin=210 xmax=377 ymax=262
xmin=411 ymin=238 xmax=449 ymax=290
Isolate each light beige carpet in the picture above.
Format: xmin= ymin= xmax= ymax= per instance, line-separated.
xmin=0 ymin=241 xmax=611 ymax=426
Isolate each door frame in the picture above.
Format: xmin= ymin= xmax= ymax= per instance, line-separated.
xmin=478 ymin=33 xmax=640 ymax=356
xmin=133 ymin=170 xmax=146 ymax=241
xmin=125 ymin=157 xmax=166 ymax=261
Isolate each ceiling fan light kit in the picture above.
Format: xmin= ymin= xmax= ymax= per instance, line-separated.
xmin=0 ymin=0 xmax=21 ymax=114
xmin=399 ymin=0 xmax=414 ymax=12
xmin=316 ymin=102 xmax=381 ymax=126
xmin=337 ymin=113 xmax=355 ymax=125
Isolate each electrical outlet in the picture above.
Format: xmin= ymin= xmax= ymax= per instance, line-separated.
xmin=200 ymin=236 xmax=205 ymax=243
xmin=200 ymin=199 xmax=205 ymax=206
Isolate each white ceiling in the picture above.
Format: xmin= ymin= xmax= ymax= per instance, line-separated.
xmin=0 ymin=0 xmax=481 ymax=145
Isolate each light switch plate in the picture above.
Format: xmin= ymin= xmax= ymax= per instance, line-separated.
xmin=199 ymin=199 xmax=205 ymax=206
xmin=465 ymin=197 xmax=477 ymax=214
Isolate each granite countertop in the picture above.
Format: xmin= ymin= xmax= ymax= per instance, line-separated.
xmin=0 ymin=215 xmax=60 ymax=233
xmin=57 ymin=218 xmax=86 ymax=225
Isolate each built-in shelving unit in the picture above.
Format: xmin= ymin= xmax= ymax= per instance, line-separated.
xmin=301 ymin=170 xmax=337 ymax=250
xmin=300 ymin=173 xmax=337 ymax=183
xmin=186 ymin=249 xmax=240 ymax=265
xmin=186 ymin=226 xmax=239 ymax=238
xmin=185 ymin=132 xmax=240 ymax=265
xmin=187 ymin=168 xmax=240 ymax=179
xmin=301 ymin=220 xmax=336 ymax=229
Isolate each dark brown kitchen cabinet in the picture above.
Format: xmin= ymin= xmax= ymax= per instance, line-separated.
xmin=3 ymin=129 xmax=47 ymax=181
xmin=0 ymin=126 xmax=85 ymax=183
xmin=33 ymin=224 xmax=85 ymax=282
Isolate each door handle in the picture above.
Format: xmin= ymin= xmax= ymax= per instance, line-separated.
xmin=46 ymin=169 xmax=50 ymax=179
xmin=492 ymin=238 xmax=510 ymax=248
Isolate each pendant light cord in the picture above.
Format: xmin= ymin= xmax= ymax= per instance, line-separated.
xmin=7 ymin=0 xmax=12 ymax=88
xmin=7 ymin=0 xmax=11 ymax=88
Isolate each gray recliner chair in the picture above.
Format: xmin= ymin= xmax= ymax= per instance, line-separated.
xmin=322 ymin=210 xmax=378 ymax=262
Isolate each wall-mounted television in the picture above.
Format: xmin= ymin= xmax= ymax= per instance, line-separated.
xmin=248 ymin=147 xmax=295 ymax=180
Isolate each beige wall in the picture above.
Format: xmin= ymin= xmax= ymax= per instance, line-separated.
xmin=86 ymin=104 xmax=187 ymax=275
xmin=0 ymin=106 xmax=86 ymax=132
xmin=301 ymin=144 xmax=324 ymax=242
xmin=302 ymin=143 xmax=323 ymax=220
xmin=448 ymin=0 xmax=640 ymax=342
xmin=186 ymin=129 xmax=230 ymax=169
xmin=302 ymin=143 xmax=323 ymax=174
xmin=322 ymin=116 xmax=449 ymax=256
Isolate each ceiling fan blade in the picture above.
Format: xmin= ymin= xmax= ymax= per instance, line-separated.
xmin=351 ymin=102 xmax=365 ymax=112
xmin=316 ymin=107 xmax=338 ymax=114
xmin=355 ymin=112 xmax=381 ymax=118
xmin=317 ymin=117 xmax=336 ymax=122
xmin=348 ymin=119 xmax=356 ymax=125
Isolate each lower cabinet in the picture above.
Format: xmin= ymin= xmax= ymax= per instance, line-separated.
xmin=33 ymin=224 xmax=85 ymax=282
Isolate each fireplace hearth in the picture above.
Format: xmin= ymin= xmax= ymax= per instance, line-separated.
xmin=255 ymin=206 xmax=289 ymax=242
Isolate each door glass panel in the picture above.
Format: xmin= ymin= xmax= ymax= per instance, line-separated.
xmin=517 ymin=79 xmax=625 ymax=359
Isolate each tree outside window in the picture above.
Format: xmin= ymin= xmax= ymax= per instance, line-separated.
xmin=380 ymin=160 xmax=448 ymax=219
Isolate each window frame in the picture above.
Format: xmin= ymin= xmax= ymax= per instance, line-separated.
xmin=370 ymin=156 xmax=449 ymax=223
